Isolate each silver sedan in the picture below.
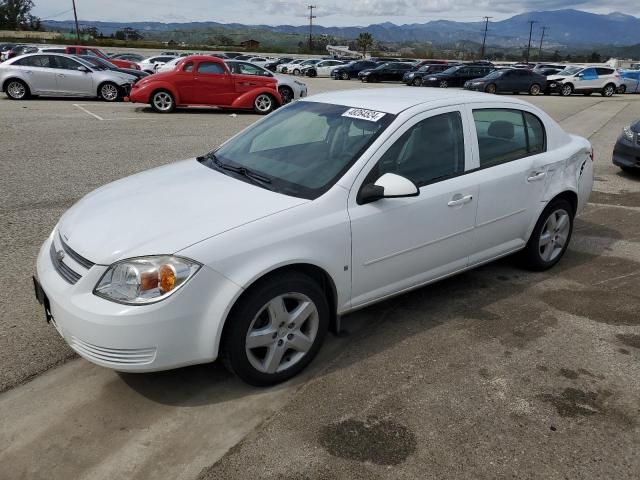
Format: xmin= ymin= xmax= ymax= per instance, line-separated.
xmin=0 ymin=53 xmax=136 ymax=101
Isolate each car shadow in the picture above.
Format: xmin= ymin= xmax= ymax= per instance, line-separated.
xmin=134 ymin=105 xmax=258 ymax=115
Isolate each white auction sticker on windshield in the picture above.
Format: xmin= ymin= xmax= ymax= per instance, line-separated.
xmin=342 ymin=108 xmax=386 ymax=122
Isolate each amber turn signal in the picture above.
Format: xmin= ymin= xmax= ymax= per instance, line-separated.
xmin=159 ymin=264 xmax=176 ymax=293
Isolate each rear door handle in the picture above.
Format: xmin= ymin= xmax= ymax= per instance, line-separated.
xmin=57 ymin=73 xmax=65 ymax=77
xmin=527 ymin=171 xmax=547 ymax=182
xmin=448 ymin=194 xmax=473 ymax=207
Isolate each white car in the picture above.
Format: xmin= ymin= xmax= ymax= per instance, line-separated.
xmin=246 ymin=56 xmax=269 ymax=67
xmin=137 ymin=55 xmax=178 ymax=74
xmin=225 ymin=60 xmax=307 ymax=104
xmin=546 ymin=65 xmax=622 ymax=97
xmin=302 ymin=59 xmax=344 ymax=77
xmin=35 ymin=89 xmax=593 ymax=385
xmin=155 ymin=57 xmax=182 ymax=73
xmin=276 ymin=59 xmax=304 ymax=73
xmin=288 ymin=59 xmax=322 ymax=76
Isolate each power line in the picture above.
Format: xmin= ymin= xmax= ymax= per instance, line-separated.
xmin=480 ymin=16 xmax=492 ymax=59
xmin=538 ymin=26 xmax=547 ymax=61
xmin=308 ymin=5 xmax=316 ymax=52
xmin=525 ymin=20 xmax=538 ymax=64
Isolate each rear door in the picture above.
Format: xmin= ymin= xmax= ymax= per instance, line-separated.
xmin=11 ymin=55 xmax=58 ymax=94
xmin=193 ymin=60 xmax=234 ymax=105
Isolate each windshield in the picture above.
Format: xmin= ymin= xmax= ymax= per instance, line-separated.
xmin=440 ymin=66 xmax=460 ymax=75
xmin=484 ymin=69 xmax=506 ymax=79
xmin=208 ymin=101 xmax=395 ymax=199
xmin=557 ymin=66 xmax=581 ymax=76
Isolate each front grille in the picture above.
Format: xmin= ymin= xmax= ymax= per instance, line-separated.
xmin=59 ymin=234 xmax=94 ymax=269
xmin=69 ymin=336 xmax=157 ymax=366
xmin=50 ymin=242 xmax=81 ymax=284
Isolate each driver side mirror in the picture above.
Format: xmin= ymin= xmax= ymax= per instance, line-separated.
xmin=77 ymin=66 xmax=90 ymax=73
xmin=358 ymin=173 xmax=419 ymax=205
xmin=576 ymin=73 xmax=584 ymax=77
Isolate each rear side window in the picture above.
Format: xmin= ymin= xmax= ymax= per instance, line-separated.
xmin=595 ymin=67 xmax=614 ymax=76
xmin=473 ymin=109 xmax=546 ymax=167
xmin=197 ymin=62 xmax=225 ymax=74
xmin=13 ymin=55 xmax=52 ymax=67
xmin=374 ymin=111 xmax=465 ymax=187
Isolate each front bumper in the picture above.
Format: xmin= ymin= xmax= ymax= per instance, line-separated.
xmin=464 ymin=82 xmax=485 ymax=91
xmin=545 ymin=81 xmax=562 ymax=93
xmin=35 ymin=234 xmax=243 ymax=372
xmin=612 ymin=136 xmax=640 ymax=169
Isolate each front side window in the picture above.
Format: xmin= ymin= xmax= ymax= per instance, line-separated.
xmin=209 ymin=101 xmax=395 ymax=199
xmin=183 ymin=62 xmax=193 ymax=72
xmin=237 ymin=63 xmax=265 ymax=76
xmin=370 ymin=111 xmax=465 ymax=187
xmin=52 ymin=56 xmax=83 ymax=70
xmin=473 ymin=109 xmax=546 ymax=167
xmin=197 ymin=62 xmax=225 ymax=74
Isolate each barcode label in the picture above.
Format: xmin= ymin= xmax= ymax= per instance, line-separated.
xmin=342 ymin=108 xmax=386 ymax=122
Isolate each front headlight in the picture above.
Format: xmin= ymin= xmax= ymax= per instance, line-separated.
xmin=429 ymin=77 xmax=438 ymax=81
xmin=94 ymin=256 xmax=201 ymax=305
xmin=623 ymin=126 xmax=634 ymax=141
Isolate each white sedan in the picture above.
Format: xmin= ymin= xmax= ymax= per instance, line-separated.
xmin=302 ymin=59 xmax=344 ymax=77
xmin=35 ymin=89 xmax=593 ymax=386
xmin=225 ymin=60 xmax=307 ymax=104
xmin=137 ymin=55 xmax=178 ymax=73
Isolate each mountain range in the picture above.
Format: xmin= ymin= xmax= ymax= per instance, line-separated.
xmin=43 ymin=9 xmax=640 ymax=48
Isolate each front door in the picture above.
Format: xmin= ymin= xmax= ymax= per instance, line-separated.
xmin=193 ymin=61 xmax=233 ymax=105
xmin=465 ymin=106 xmax=551 ymax=265
xmin=349 ymin=107 xmax=478 ymax=308
xmin=51 ymin=56 xmax=94 ymax=95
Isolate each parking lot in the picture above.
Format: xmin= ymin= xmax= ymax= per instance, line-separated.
xmin=1 ymin=77 xmax=639 ymax=479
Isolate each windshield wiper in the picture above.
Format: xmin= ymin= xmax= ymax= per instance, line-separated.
xmin=199 ymin=153 xmax=272 ymax=186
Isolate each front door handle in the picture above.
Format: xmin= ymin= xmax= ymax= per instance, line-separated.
xmin=448 ymin=194 xmax=473 ymax=207
xmin=527 ymin=171 xmax=547 ymax=182
xmin=57 ymin=73 xmax=65 ymax=77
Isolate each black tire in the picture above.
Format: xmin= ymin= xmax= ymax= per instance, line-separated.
xmin=485 ymin=83 xmax=497 ymax=94
xmin=560 ymin=84 xmax=573 ymax=96
xmin=340 ymin=72 xmax=350 ymax=80
xmin=99 ymin=81 xmax=120 ymax=102
xmin=278 ymin=86 xmax=294 ymax=104
xmin=529 ymin=83 xmax=541 ymax=96
xmin=412 ymin=77 xmax=422 ymax=86
xmin=292 ymin=68 xmax=301 ymax=76
xmin=150 ymin=89 xmax=175 ymax=113
xmin=521 ymin=198 xmax=574 ymax=271
xmin=5 ymin=79 xmax=29 ymax=100
xmin=221 ymin=272 xmax=330 ymax=386
xmin=617 ymin=85 xmax=626 ymax=94
xmin=307 ymin=69 xmax=317 ymax=78
xmin=253 ymin=93 xmax=276 ymax=115
xmin=601 ymin=83 xmax=615 ymax=97
xmin=439 ymin=79 xmax=448 ymax=88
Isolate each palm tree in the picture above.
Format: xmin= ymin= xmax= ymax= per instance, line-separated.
xmin=357 ymin=32 xmax=374 ymax=57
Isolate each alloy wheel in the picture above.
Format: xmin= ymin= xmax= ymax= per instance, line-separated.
xmin=538 ymin=209 xmax=571 ymax=263
xmin=561 ymin=84 xmax=573 ymax=96
xmin=529 ymin=84 xmax=541 ymax=95
xmin=340 ymin=72 xmax=349 ymax=80
xmin=439 ymin=80 xmax=448 ymax=88
xmin=254 ymin=94 xmax=273 ymax=113
xmin=100 ymin=83 xmax=119 ymax=101
xmin=486 ymin=84 xmax=496 ymax=94
xmin=412 ymin=77 xmax=422 ymax=86
xmin=245 ymin=293 xmax=319 ymax=374
xmin=152 ymin=91 xmax=173 ymax=112
xmin=603 ymin=85 xmax=614 ymax=97
xmin=7 ymin=81 xmax=26 ymax=99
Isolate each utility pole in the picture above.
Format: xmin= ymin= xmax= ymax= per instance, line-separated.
xmin=308 ymin=5 xmax=316 ymax=52
xmin=538 ymin=26 xmax=547 ymax=61
xmin=480 ymin=16 xmax=492 ymax=59
xmin=71 ymin=0 xmax=81 ymax=44
xmin=525 ymin=20 xmax=538 ymax=64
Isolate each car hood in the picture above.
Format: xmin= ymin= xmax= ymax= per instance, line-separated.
xmin=57 ymin=159 xmax=308 ymax=265
xmin=546 ymin=75 xmax=569 ymax=82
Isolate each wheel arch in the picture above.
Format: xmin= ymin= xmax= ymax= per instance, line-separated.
xmin=526 ymin=189 xmax=579 ymax=243
xmin=231 ymin=88 xmax=282 ymax=109
xmin=143 ymin=82 xmax=180 ymax=104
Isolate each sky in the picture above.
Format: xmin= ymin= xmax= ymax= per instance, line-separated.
xmin=35 ymin=0 xmax=636 ymax=26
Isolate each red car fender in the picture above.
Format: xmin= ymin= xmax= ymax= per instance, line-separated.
xmin=230 ymin=87 xmax=282 ymax=109
xmin=129 ymin=80 xmax=181 ymax=104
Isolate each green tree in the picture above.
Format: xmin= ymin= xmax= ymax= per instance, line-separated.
xmin=0 ymin=0 xmax=41 ymax=30
xmin=589 ymin=51 xmax=601 ymax=63
xmin=356 ymin=32 xmax=374 ymax=57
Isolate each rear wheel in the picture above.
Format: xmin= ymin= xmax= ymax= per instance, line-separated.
xmin=529 ymin=83 xmax=541 ymax=96
xmin=617 ymin=85 xmax=626 ymax=94
xmin=307 ymin=69 xmax=317 ymax=78
xmin=560 ymin=84 xmax=573 ymax=96
xmin=485 ymin=83 xmax=497 ymax=94
xmin=5 ymin=79 xmax=29 ymax=100
xmin=292 ymin=68 xmax=301 ymax=76
xmin=521 ymin=198 xmax=574 ymax=271
xmin=601 ymin=83 xmax=615 ymax=97
xmin=340 ymin=72 xmax=350 ymax=80
xmin=222 ymin=272 xmax=329 ymax=386
xmin=278 ymin=86 xmax=294 ymax=104
xmin=150 ymin=90 xmax=175 ymax=113
xmin=253 ymin=93 xmax=275 ymax=114
xmin=99 ymin=82 xmax=120 ymax=102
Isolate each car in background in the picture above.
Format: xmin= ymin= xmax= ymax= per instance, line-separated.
xmin=35 ymin=88 xmax=593 ymax=386
xmin=1 ymin=53 xmax=135 ymax=101
xmin=79 ymin=55 xmax=149 ymax=81
xmin=331 ymin=60 xmax=380 ymax=80
xmin=156 ymin=57 xmax=182 ymax=73
xmin=618 ymin=70 xmax=640 ymax=94
xmin=545 ymin=66 xmax=621 ymax=97
xmin=264 ymin=57 xmax=294 ymax=72
xmin=277 ymin=59 xmax=305 ymax=74
xmin=0 ymin=43 xmax=16 ymax=61
xmin=288 ymin=59 xmax=322 ymax=76
xmin=110 ymin=53 xmax=145 ymax=62
xmin=403 ymin=64 xmax=453 ymax=86
xmin=302 ymin=59 xmax=344 ymax=77
xmin=358 ymin=62 xmax=414 ymax=82
xmin=65 ymin=46 xmax=139 ymax=70
xmin=161 ymin=51 xmax=180 ymax=56
xmin=226 ymin=60 xmax=307 ymax=104
xmin=137 ymin=55 xmax=178 ymax=73
xmin=535 ymin=67 xmax=563 ymax=77
xmin=421 ymin=64 xmax=494 ymax=88
xmin=464 ymin=68 xmax=546 ymax=95
xmin=223 ymin=52 xmax=243 ymax=59
xmin=128 ymin=55 xmax=281 ymax=114
xmin=3 ymin=45 xmax=37 ymax=61
xmin=612 ymin=120 xmax=640 ymax=173
xmin=245 ymin=57 xmax=270 ymax=67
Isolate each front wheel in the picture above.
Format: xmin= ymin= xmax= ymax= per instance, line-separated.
xmin=485 ymin=83 xmax=497 ymax=94
xmin=529 ymin=83 xmax=541 ymax=96
xmin=601 ymin=84 xmax=615 ymax=97
xmin=439 ymin=80 xmax=448 ymax=88
xmin=560 ymin=84 xmax=573 ymax=96
xmin=521 ymin=198 xmax=574 ymax=271
xmin=340 ymin=72 xmax=350 ymax=80
xmin=222 ymin=272 xmax=329 ymax=386
xmin=412 ymin=77 xmax=422 ymax=86
xmin=278 ymin=86 xmax=294 ymax=104
xmin=253 ymin=93 xmax=275 ymax=114
xmin=150 ymin=90 xmax=175 ymax=113
xmin=99 ymin=82 xmax=120 ymax=102
xmin=292 ymin=68 xmax=301 ymax=76
xmin=5 ymin=79 xmax=29 ymax=100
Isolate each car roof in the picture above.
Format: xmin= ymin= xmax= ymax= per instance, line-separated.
xmin=303 ymin=87 xmax=532 ymax=115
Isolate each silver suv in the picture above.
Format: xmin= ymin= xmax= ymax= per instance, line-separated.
xmin=0 ymin=53 xmax=136 ymax=101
